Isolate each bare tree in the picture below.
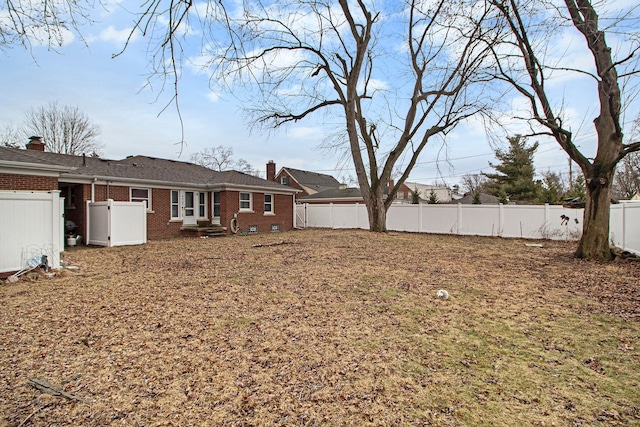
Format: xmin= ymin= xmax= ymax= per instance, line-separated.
xmin=486 ymin=0 xmax=640 ymax=259
xmin=613 ymin=152 xmax=640 ymax=199
xmin=190 ymin=145 xmax=258 ymax=175
xmin=461 ymin=173 xmax=490 ymax=196
xmin=22 ymin=101 xmax=102 ymax=155
xmin=144 ymin=0 xmax=499 ymax=231
xmin=0 ymin=123 xmax=21 ymax=147
xmin=0 ymin=0 xmax=92 ymax=50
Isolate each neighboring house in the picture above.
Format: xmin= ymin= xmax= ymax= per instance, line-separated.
xmin=0 ymin=139 xmax=299 ymax=242
xmin=393 ymin=181 xmax=454 ymax=203
xmin=298 ymin=187 xmax=364 ymax=204
xmin=266 ymin=161 xmax=340 ymax=198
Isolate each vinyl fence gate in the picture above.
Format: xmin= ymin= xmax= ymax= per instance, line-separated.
xmin=87 ymin=199 xmax=147 ymax=247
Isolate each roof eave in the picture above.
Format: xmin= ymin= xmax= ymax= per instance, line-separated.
xmin=0 ymin=159 xmax=77 ymax=173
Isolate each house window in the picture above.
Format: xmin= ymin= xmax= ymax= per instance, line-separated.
xmin=213 ymin=192 xmax=220 ymax=217
xmin=271 ymin=224 xmax=279 ymax=232
xmin=248 ymin=225 xmax=258 ymax=233
xmin=239 ymin=192 xmax=252 ymax=211
xmin=64 ymin=186 xmax=76 ymax=208
xmin=131 ymin=188 xmax=151 ymax=210
xmin=280 ymin=176 xmax=289 ymax=185
xmin=198 ymin=192 xmax=206 ymax=217
xmin=264 ymin=194 xmax=274 ymax=214
xmin=171 ymin=190 xmax=180 ymax=219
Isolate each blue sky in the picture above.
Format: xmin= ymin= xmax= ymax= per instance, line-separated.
xmin=0 ymin=1 xmax=636 ymax=188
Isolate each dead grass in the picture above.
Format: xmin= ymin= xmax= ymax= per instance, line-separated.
xmin=1 ymin=229 xmax=639 ymax=426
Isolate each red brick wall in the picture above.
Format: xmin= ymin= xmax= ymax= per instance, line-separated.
xmin=147 ymin=188 xmax=183 ymax=239
xmin=94 ymin=184 xmax=129 ymax=202
xmin=220 ymin=190 xmax=294 ymax=234
xmin=0 ymin=173 xmax=58 ymax=191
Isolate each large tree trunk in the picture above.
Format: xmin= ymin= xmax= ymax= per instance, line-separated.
xmin=365 ymin=186 xmax=388 ymax=232
xmin=575 ymin=167 xmax=615 ymax=259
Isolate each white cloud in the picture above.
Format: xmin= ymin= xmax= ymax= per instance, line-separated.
xmin=97 ymin=26 xmax=138 ymax=44
xmin=206 ymin=91 xmax=221 ymax=103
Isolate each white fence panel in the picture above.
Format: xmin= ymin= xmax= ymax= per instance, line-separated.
xmin=87 ymin=201 xmax=110 ymax=246
xmin=297 ymin=202 xmax=640 ymax=255
xmin=422 ymin=205 xmax=460 ymax=234
xmin=610 ymin=202 xmax=640 ymax=254
xmin=459 ymin=205 xmax=501 ymax=237
xmin=305 ymin=204 xmax=334 ymax=228
xmin=544 ymin=206 xmax=583 ymax=241
xmin=502 ymin=205 xmax=541 ymax=238
xmin=110 ymin=201 xmax=147 ymax=246
xmin=0 ymin=191 xmax=62 ymax=273
xmin=87 ymin=200 xmax=147 ymax=247
xmin=387 ymin=204 xmax=420 ymax=232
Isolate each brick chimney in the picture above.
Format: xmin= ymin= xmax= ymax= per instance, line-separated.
xmin=26 ymin=136 xmax=45 ymax=151
xmin=266 ymin=160 xmax=276 ymax=182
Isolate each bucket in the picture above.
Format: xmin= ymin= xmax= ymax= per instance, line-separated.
xmin=66 ymin=236 xmax=77 ymax=247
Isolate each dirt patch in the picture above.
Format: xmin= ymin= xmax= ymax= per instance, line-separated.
xmin=1 ymin=229 xmax=639 ymax=426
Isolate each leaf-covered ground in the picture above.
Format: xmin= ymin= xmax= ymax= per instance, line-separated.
xmin=1 ymin=229 xmax=639 ymax=426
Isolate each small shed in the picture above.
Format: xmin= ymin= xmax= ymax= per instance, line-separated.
xmin=87 ymin=199 xmax=147 ymax=247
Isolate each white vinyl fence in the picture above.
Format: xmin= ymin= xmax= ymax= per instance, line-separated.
xmin=610 ymin=202 xmax=640 ymax=255
xmin=87 ymin=199 xmax=147 ymax=247
xmin=0 ymin=191 xmax=63 ymax=274
xmin=296 ymin=202 xmax=640 ymax=255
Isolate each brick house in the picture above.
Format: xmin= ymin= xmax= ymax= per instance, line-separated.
xmin=266 ymin=161 xmax=340 ymax=198
xmin=393 ymin=181 xmax=455 ymax=203
xmin=0 ymin=139 xmax=299 ymax=242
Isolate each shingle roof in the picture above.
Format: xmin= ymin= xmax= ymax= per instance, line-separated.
xmin=0 ymin=147 xmax=296 ymax=192
xmin=298 ymin=187 xmax=363 ymax=200
xmin=450 ymin=192 xmax=500 ymax=204
xmin=283 ymin=167 xmax=340 ymax=193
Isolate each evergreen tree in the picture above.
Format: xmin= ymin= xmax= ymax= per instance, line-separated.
xmin=472 ymin=192 xmax=481 ymax=204
xmin=411 ymin=188 xmax=421 ymax=204
xmin=427 ymin=189 xmax=439 ymax=204
xmin=536 ymin=171 xmax=563 ymax=204
xmin=565 ymin=175 xmax=587 ymax=201
xmin=484 ymin=135 xmax=539 ymax=202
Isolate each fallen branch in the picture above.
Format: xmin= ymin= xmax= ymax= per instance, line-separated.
xmin=17 ymin=404 xmax=51 ymax=427
xmin=252 ymin=240 xmax=297 ymax=248
xmin=28 ymin=378 xmax=86 ymax=402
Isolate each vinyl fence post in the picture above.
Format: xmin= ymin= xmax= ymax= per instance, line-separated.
xmin=420 ymin=203 xmax=424 ymax=233
xmin=457 ymin=203 xmax=462 ymax=235
xmin=544 ymin=203 xmax=550 ymax=239
xmin=330 ymin=203 xmax=334 ymax=228
xmin=499 ymin=203 xmax=504 ymax=237
xmin=86 ymin=199 xmax=91 ymax=246
xmin=107 ymin=199 xmax=113 ymax=247
xmin=622 ymin=203 xmax=626 ymax=251
xmin=355 ymin=203 xmax=359 ymax=229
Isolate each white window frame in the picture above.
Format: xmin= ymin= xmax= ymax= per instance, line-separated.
xmin=131 ymin=187 xmax=152 ymax=211
xmin=170 ymin=190 xmax=180 ymax=219
xmin=198 ymin=191 xmax=207 ymax=218
xmin=264 ymin=193 xmax=274 ymax=215
xmin=63 ymin=186 xmax=76 ymax=208
xmin=213 ymin=192 xmax=221 ymax=218
xmin=239 ymin=192 xmax=253 ymax=211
